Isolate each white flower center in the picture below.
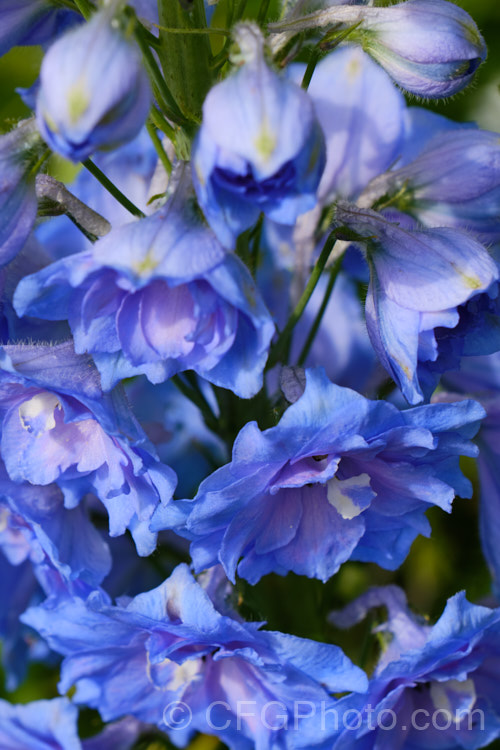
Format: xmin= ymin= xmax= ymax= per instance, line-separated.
xmin=19 ymin=393 xmax=62 ymax=436
xmin=326 ymin=473 xmax=371 ymax=519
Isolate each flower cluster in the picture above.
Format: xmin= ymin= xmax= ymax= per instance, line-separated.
xmin=1 ymin=1 xmax=500 ymax=749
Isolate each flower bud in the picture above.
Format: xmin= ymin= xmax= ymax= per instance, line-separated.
xmin=269 ymin=0 xmax=485 ymax=98
xmin=36 ymin=8 xmax=151 ymax=162
xmin=359 ymin=0 xmax=486 ymax=98
xmin=192 ymin=24 xmax=326 ymax=248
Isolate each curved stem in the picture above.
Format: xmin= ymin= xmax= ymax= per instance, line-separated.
xmin=149 ymin=106 xmax=177 ymax=142
xmin=267 ymin=231 xmax=338 ymax=369
xmin=297 ymin=253 xmax=342 ymax=366
xmin=83 ymin=159 xmax=145 ymax=218
xmin=146 ymin=121 xmax=172 ymax=176
xmin=171 ymin=375 xmax=219 ymax=434
xmin=133 ymin=23 xmax=189 ymax=126
xmin=301 ymin=47 xmax=320 ymax=89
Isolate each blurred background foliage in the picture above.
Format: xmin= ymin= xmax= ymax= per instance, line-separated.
xmin=1 ymin=1 xmax=500 ymax=748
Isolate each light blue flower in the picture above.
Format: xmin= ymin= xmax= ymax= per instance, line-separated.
xmin=23 ymin=563 xmax=366 ymax=749
xmin=309 ymin=587 xmax=500 ymax=750
xmin=15 ymin=196 xmax=275 ymax=398
xmin=192 ymin=24 xmax=326 ymax=248
xmin=36 ymin=7 xmax=151 ymax=162
xmin=0 ymin=0 xmax=80 ymax=58
xmin=364 ymin=128 xmax=500 ymax=245
xmin=0 ymin=697 xmax=144 ymax=750
xmin=152 ymin=368 xmax=484 ymax=583
xmin=300 ymin=45 xmax=406 ymax=202
xmin=0 ymin=549 xmax=43 ymax=691
xmin=0 ymin=341 xmax=177 ymax=556
xmin=0 ymin=466 xmax=111 ymax=587
xmin=442 ymin=353 xmax=500 ymax=600
xmin=334 ymin=202 xmax=499 ymax=404
xmin=0 ymin=119 xmax=45 ymax=266
xmin=0 ymin=697 xmax=81 ymax=750
xmin=357 ymin=0 xmax=486 ymax=98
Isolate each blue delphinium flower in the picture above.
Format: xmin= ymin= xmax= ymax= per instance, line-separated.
xmin=300 ymin=45 xmax=406 ymax=203
xmin=82 ymin=717 xmax=144 ymax=750
xmin=0 ymin=119 xmax=46 ymax=266
xmin=353 ymin=0 xmax=486 ymax=98
xmin=192 ymin=23 xmax=326 ymax=249
xmin=412 ymin=283 xmax=500 ymax=401
xmin=306 ymin=587 xmax=500 ymax=750
xmin=151 ymin=368 xmax=484 ymax=583
xmin=0 ymin=697 xmax=81 ymax=749
xmin=36 ymin=6 xmax=151 ymax=162
xmin=333 ymin=202 xmax=499 ymax=404
xmin=0 ymin=236 xmax=72 ymax=348
xmin=350 ymin=115 xmax=500 ymax=400
xmin=0 ymin=466 xmax=111 ymax=587
xmin=362 ymin=128 xmax=500 ymax=245
xmin=270 ymin=0 xmax=485 ymax=99
xmin=0 ymin=548 xmax=43 ymax=691
xmin=14 ymin=193 xmax=275 ymax=398
xmin=440 ymin=353 xmax=500 ymax=599
xmin=0 ymin=341 xmax=176 ymax=556
xmin=0 ymin=696 xmax=144 ymax=749
xmin=396 ymin=105 xmax=475 ymax=167
xmin=0 ymin=0 xmax=80 ymax=58
xmin=0 ymin=471 xmax=113 ymax=691
xmin=23 ymin=563 xmax=367 ymax=749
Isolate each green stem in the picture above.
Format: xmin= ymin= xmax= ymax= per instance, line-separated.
xmin=235 ymin=0 xmax=249 ymax=22
xmin=83 ymin=159 xmax=145 ymax=218
xmin=301 ymin=47 xmax=320 ymax=89
xmin=149 ymin=106 xmax=176 ymax=141
xmin=153 ymin=25 xmax=229 ymax=37
xmin=210 ymin=47 xmax=230 ymax=70
xmin=319 ymin=20 xmax=363 ymax=52
xmin=135 ymin=23 xmax=161 ymax=48
xmin=133 ymin=22 xmax=189 ymax=126
xmin=267 ymin=231 xmax=338 ymax=369
xmin=54 ymin=0 xmax=81 ymax=11
xmin=29 ymin=148 xmax=51 ymax=177
xmin=171 ymin=375 xmax=219 ymax=434
xmin=257 ymin=0 xmax=272 ymax=25
xmin=72 ymin=0 xmax=94 ymax=20
xmin=248 ymin=215 xmax=264 ymax=276
xmin=158 ymin=0 xmax=212 ymax=123
xmin=300 ymin=21 xmax=362 ymax=89
xmin=150 ymin=108 xmax=191 ymax=161
xmin=146 ymin=121 xmax=172 ymax=175
xmin=297 ymin=252 xmax=342 ymax=366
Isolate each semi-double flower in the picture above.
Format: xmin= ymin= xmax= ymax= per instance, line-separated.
xmin=152 ymin=368 xmax=484 ymax=583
